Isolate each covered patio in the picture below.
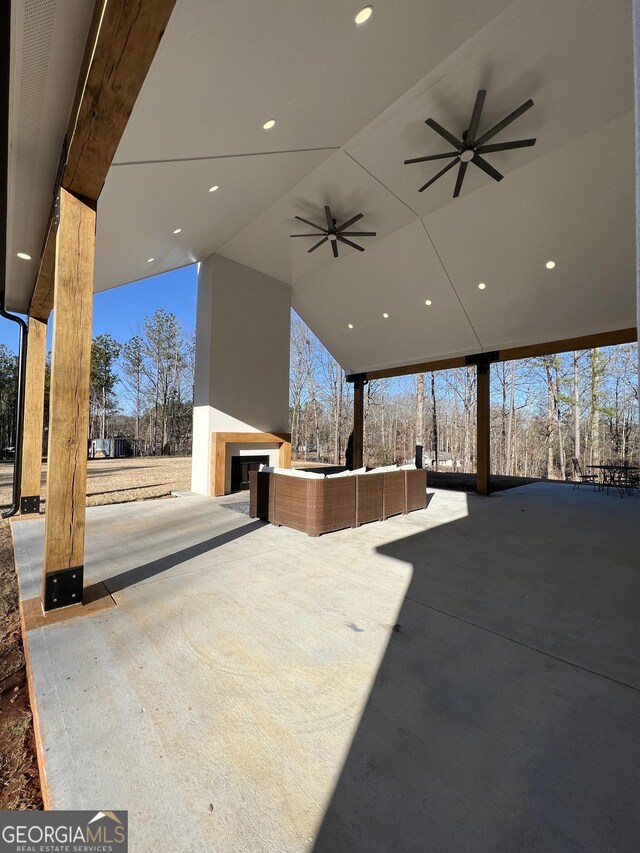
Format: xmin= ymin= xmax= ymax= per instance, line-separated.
xmin=11 ymin=482 xmax=640 ymax=850
xmin=1 ymin=0 xmax=640 ymax=848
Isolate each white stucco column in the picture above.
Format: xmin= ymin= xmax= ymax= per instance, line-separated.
xmin=191 ymin=254 xmax=291 ymax=495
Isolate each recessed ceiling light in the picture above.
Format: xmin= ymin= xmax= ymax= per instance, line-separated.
xmin=348 ymin=323 xmax=354 ymax=329
xmin=147 ymin=258 xmax=155 ymax=263
xmin=425 ymin=299 xmax=432 ymax=306
xmin=208 ymin=185 xmax=219 ymax=193
xmin=546 ymin=260 xmax=556 ymax=269
xmin=173 ymin=228 xmax=182 ymax=234
xmin=16 ymin=252 xmax=31 ymax=260
xmin=355 ymin=6 xmax=373 ymax=24
xmin=262 ymin=119 xmax=276 ymax=130
xmin=382 ymin=312 xmax=389 ymax=319
xmin=478 ymin=282 xmax=486 ymax=290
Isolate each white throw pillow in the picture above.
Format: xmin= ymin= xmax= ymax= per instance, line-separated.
xmin=326 ymin=470 xmax=352 ymax=478
xmin=279 ymin=468 xmax=325 ymax=478
xmin=351 ymin=467 xmax=367 ymax=475
xmin=367 ymin=464 xmax=398 ymax=474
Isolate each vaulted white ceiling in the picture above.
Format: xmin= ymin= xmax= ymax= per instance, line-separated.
xmin=5 ymin=0 xmax=636 ymax=375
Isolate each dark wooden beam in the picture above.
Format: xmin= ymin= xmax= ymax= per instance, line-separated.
xmin=476 ymin=361 xmax=491 ymax=496
xmin=28 ymin=0 xmax=177 ymax=320
xmin=353 ymin=327 xmax=637 ymax=382
xmin=352 ymin=377 xmax=364 ymax=469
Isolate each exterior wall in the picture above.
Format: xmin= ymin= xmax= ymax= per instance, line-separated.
xmin=191 ymin=255 xmax=291 ymax=495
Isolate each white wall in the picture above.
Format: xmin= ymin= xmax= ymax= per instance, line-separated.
xmin=191 ymin=254 xmax=291 ymax=494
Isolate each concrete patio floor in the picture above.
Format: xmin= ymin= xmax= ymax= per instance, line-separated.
xmin=11 ymin=483 xmax=640 ymax=852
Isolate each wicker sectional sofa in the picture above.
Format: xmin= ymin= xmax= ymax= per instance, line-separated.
xmin=249 ymin=468 xmax=427 ymax=536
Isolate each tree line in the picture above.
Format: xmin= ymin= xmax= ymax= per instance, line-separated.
xmin=86 ymin=308 xmax=194 ymax=455
xmin=290 ymin=315 xmax=639 ymax=478
xmin=0 ymin=310 xmax=636 ymax=475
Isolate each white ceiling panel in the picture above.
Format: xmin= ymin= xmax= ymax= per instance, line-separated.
xmin=345 ymin=0 xmax=633 ymax=219
xmin=292 ymin=219 xmax=481 ymax=375
xmin=217 ymin=150 xmax=415 ymax=284
xmin=425 ymin=111 xmax=636 ymax=351
xmin=5 ymin=0 xmax=96 ymax=312
xmin=94 ymin=148 xmax=332 ymax=292
xmin=115 ymin=0 xmax=512 ymax=164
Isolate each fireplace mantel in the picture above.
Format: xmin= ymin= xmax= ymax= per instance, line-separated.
xmin=210 ymin=432 xmax=291 ymax=496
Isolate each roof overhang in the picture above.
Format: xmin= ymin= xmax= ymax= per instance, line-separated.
xmin=5 ymin=0 xmax=637 ymax=374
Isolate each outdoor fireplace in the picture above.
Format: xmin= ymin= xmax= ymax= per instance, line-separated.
xmin=230 ymin=455 xmax=269 ymax=491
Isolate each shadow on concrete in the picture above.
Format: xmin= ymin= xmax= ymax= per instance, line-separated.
xmin=313 ymin=491 xmax=640 ymax=852
xmin=102 ymin=520 xmax=265 ymax=594
xmin=86 ymin=483 xmax=170 ymax=498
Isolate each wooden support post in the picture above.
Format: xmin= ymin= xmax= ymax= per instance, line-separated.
xmin=353 ymin=376 xmax=364 ymax=469
xmin=19 ymin=318 xmax=47 ymax=513
xmin=42 ymin=189 xmax=95 ymax=611
xmin=476 ymin=361 xmax=491 ymax=495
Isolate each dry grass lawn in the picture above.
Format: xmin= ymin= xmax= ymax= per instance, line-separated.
xmin=0 ymin=456 xmax=192 ymax=511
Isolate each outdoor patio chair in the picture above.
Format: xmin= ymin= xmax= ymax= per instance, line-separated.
xmin=571 ymin=457 xmax=597 ymax=490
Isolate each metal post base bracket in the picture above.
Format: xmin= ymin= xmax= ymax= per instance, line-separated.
xmin=20 ymin=495 xmax=40 ymax=514
xmin=43 ymin=566 xmax=84 ymax=611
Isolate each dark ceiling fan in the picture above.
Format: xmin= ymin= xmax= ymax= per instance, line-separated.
xmin=290 ymin=205 xmax=376 ymax=258
xmin=404 ymin=90 xmax=536 ymax=198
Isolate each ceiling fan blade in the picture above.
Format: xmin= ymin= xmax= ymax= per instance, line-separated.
xmin=476 ymin=138 xmax=536 ymax=153
xmin=418 ymin=157 xmax=459 ymax=192
xmin=331 ymin=239 xmax=339 ymax=258
xmin=474 ymin=99 xmax=534 ymax=147
xmin=453 ymin=161 xmax=468 ymax=198
xmin=404 ymin=151 xmax=458 ymax=165
xmin=339 ymin=231 xmax=376 ymax=237
xmin=336 ymin=212 xmax=363 ymax=232
xmin=337 ymin=236 xmax=365 ymax=252
xmin=425 ymin=118 xmax=463 ymax=150
xmin=467 ymin=89 xmax=486 ymax=144
xmin=290 ymin=233 xmax=326 ymax=237
xmin=324 ymin=205 xmax=334 ymax=232
xmin=295 ymin=215 xmax=328 ymax=232
xmin=307 ymin=237 xmax=329 ymax=253
xmin=471 ymin=153 xmax=503 ymax=182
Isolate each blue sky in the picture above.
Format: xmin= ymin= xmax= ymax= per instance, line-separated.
xmin=0 ymin=264 xmax=198 ymax=353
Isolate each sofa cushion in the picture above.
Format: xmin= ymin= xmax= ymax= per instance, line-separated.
xmin=278 ymin=468 xmax=325 ymax=478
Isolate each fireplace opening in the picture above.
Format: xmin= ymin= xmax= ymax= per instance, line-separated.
xmin=230 ymin=455 xmax=269 ymax=491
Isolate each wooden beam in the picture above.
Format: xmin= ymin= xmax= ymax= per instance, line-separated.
xmin=210 ymin=432 xmax=292 ymax=497
xmin=352 ymin=378 xmax=364 ymax=469
xmin=28 ymin=0 xmax=177 ymax=319
xmin=476 ymin=363 xmax=491 ymax=496
xmin=499 ymin=328 xmax=637 ymax=362
xmin=360 ymin=356 xmax=467 ymax=382
xmin=356 ymin=327 xmax=637 ymax=382
xmin=19 ymin=317 xmax=47 ymax=512
xmin=42 ymin=189 xmax=95 ymax=610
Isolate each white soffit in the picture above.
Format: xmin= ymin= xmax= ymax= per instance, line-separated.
xmin=114 ymin=0 xmax=512 ymax=163
xmin=344 ymin=0 xmax=633 ymax=217
xmin=292 ymin=218 xmax=481 ymax=375
xmin=425 ymin=110 xmax=636 ymax=352
xmin=216 ymin=150 xmax=415 ymax=284
xmin=94 ymin=148 xmax=332 ymax=292
xmin=5 ymin=0 xmax=94 ymax=312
